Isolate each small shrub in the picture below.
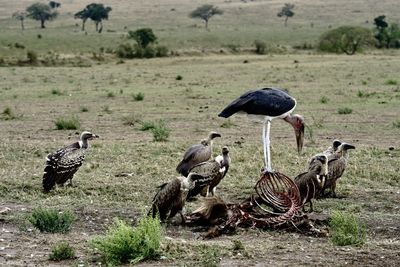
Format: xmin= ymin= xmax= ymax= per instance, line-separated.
xmin=27 ymin=50 xmax=38 ymax=64
xmin=198 ymin=245 xmax=220 ymax=267
xmin=122 ymin=114 xmax=141 ymax=126
xmin=49 ymin=241 xmax=75 ymax=261
xmin=1 ymin=107 xmax=17 ymax=120
xmin=254 ymin=40 xmax=267 ymax=54
xmin=393 ymin=120 xmax=400 ymax=128
xmin=132 ymin=92 xmax=144 ymax=101
xmin=90 ymin=218 xmax=162 ymax=265
xmin=231 ymin=240 xmax=244 ymax=251
xmin=385 ymin=79 xmax=398 ymax=85
xmin=175 ymin=75 xmax=183 ymax=80
xmin=155 ymin=45 xmax=168 ymax=57
xmin=329 ymin=210 xmax=366 ymax=246
xmin=139 ymin=121 xmax=156 ymax=131
xmin=144 ymin=46 xmax=156 ymax=58
xmin=55 ymin=117 xmax=80 ymax=130
xmin=107 ymin=91 xmax=116 ymax=98
xmin=80 ymin=106 xmax=89 ymax=112
xmin=14 ymin=42 xmax=25 ymax=49
xmin=116 ymin=43 xmax=135 ymax=59
xmin=338 ymin=107 xmax=353 ymax=114
xmin=51 ymin=89 xmax=62 ymax=95
xmin=28 ymin=208 xmax=74 ymax=233
xmin=320 ymin=96 xmax=329 ymax=103
xmin=151 ymin=120 xmax=170 ymax=142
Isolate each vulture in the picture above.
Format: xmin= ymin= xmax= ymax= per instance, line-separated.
xmin=294 ymin=154 xmax=328 ymax=212
xmin=207 ymin=146 xmax=231 ymax=196
xmin=186 ymin=146 xmax=230 ymax=198
xmin=176 ymin=131 xmax=221 ymax=177
xmin=323 ymin=139 xmax=342 ymax=156
xmin=149 ymin=174 xmax=198 ymax=223
xmin=42 ymin=131 xmax=99 ymax=192
xmin=322 ymin=142 xmax=356 ymax=197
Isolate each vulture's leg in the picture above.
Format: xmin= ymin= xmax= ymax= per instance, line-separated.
xmin=179 ymin=211 xmax=186 ymax=225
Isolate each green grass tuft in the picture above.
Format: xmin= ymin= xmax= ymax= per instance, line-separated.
xmin=51 ymin=89 xmax=62 ymax=96
xmin=151 ymin=120 xmax=170 ymax=142
xmin=231 ymin=240 xmax=245 ymax=251
xmin=198 ymin=245 xmax=221 ymax=267
xmin=80 ymin=106 xmax=89 ymax=112
xmin=385 ymin=79 xmax=398 ymax=85
xmin=1 ymin=107 xmax=18 ymax=120
xmin=329 ymin=210 xmax=366 ymax=246
xmin=393 ymin=120 xmax=400 ymax=128
xmin=338 ymin=107 xmax=353 ymax=114
xmin=49 ymin=241 xmax=76 ymax=261
xmin=55 ymin=116 xmax=81 ymax=130
xmin=175 ymin=75 xmax=183 ymax=80
xmin=28 ymin=208 xmax=74 ymax=233
xmin=107 ymin=91 xmax=116 ymax=98
xmin=220 ymin=119 xmax=236 ymax=128
xmin=320 ymin=96 xmax=329 ymax=103
xmin=90 ymin=217 xmax=162 ymax=265
xmin=132 ymin=92 xmax=145 ymax=101
xmin=139 ymin=121 xmax=156 ymax=131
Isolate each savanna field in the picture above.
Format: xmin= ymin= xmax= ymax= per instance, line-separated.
xmin=0 ymin=0 xmax=400 ymax=266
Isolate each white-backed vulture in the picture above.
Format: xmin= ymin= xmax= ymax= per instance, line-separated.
xmin=42 ymin=131 xmax=99 ymax=192
xmin=176 ymin=131 xmax=221 ymax=177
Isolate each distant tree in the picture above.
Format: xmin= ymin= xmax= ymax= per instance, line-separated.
xmin=49 ymin=1 xmax=61 ymax=9
xmin=189 ymin=4 xmax=223 ymax=30
xmin=128 ymin=28 xmax=157 ymax=48
xmin=75 ymin=3 xmax=112 ymax=33
xmin=373 ymin=15 xmax=400 ymax=48
xmin=319 ymin=26 xmax=374 ymax=55
xmin=277 ymin=3 xmax=295 ymax=27
xmin=26 ymin=2 xmax=58 ymax=28
xmin=12 ymin=11 xmax=27 ymax=30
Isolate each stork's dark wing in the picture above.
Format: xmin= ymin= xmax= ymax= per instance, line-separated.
xmin=218 ymin=88 xmax=296 ymax=118
xmin=42 ymin=142 xmax=85 ymax=192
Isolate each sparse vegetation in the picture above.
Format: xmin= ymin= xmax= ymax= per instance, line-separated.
xmin=151 ymin=120 xmax=170 ymax=142
xmin=132 ymin=92 xmax=144 ymax=101
xmin=139 ymin=120 xmax=156 ymax=131
xmin=329 ymin=210 xmax=366 ymax=246
xmin=1 ymin=107 xmax=18 ymax=120
xmin=338 ymin=107 xmax=353 ymax=114
xmin=122 ymin=114 xmax=141 ymax=126
xmin=80 ymin=106 xmax=89 ymax=112
xmin=49 ymin=241 xmax=76 ymax=261
xmin=55 ymin=116 xmax=81 ymax=130
xmin=320 ymin=96 xmax=329 ymax=103
xmin=393 ymin=120 xmax=400 ymax=128
xmin=107 ymin=91 xmax=116 ymax=98
xmin=220 ymin=119 xmax=236 ymax=128
xmin=385 ymin=79 xmax=398 ymax=85
xmin=189 ymin=4 xmax=223 ymax=30
xmin=28 ymin=208 xmax=74 ymax=233
xmin=90 ymin=218 xmax=162 ymax=265
xmin=175 ymin=75 xmax=183 ymax=80
xmin=51 ymin=88 xmax=62 ymax=95
xmin=198 ymin=245 xmax=221 ymax=267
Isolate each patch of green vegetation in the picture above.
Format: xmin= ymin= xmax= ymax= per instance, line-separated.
xmin=132 ymin=92 xmax=144 ymax=101
xmin=220 ymin=119 xmax=236 ymax=128
xmin=80 ymin=106 xmax=89 ymax=112
xmin=329 ymin=210 xmax=366 ymax=246
xmin=231 ymin=239 xmax=245 ymax=251
xmin=49 ymin=241 xmax=76 ymax=261
xmin=393 ymin=120 xmax=400 ymax=128
xmin=51 ymin=89 xmax=63 ymax=96
xmin=385 ymin=79 xmax=398 ymax=85
xmin=320 ymin=96 xmax=329 ymax=103
xmin=175 ymin=75 xmax=183 ymax=80
xmin=338 ymin=107 xmax=353 ymax=114
xmin=107 ymin=91 xmax=116 ymax=98
xmin=151 ymin=120 xmax=170 ymax=142
xmin=90 ymin=217 xmax=162 ymax=265
xmin=55 ymin=116 xmax=80 ymax=130
xmin=198 ymin=245 xmax=221 ymax=267
xmin=139 ymin=121 xmax=156 ymax=131
xmin=1 ymin=107 xmax=18 ymax=120
xmin=28 ymin=208 xmax=74 ymax=233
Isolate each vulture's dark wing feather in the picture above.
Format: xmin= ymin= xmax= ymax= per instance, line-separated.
xmin=42 ymin=142 xmax=85 ymax=192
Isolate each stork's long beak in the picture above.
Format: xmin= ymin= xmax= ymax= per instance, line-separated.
xmin=295 ymin=124 xmax=304 ymax=154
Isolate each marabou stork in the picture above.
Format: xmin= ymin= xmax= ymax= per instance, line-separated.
xmin=42 ymin=131 xmax=99 ymax=192
xmin=218 ymin=87 xmax=304 ymax=172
